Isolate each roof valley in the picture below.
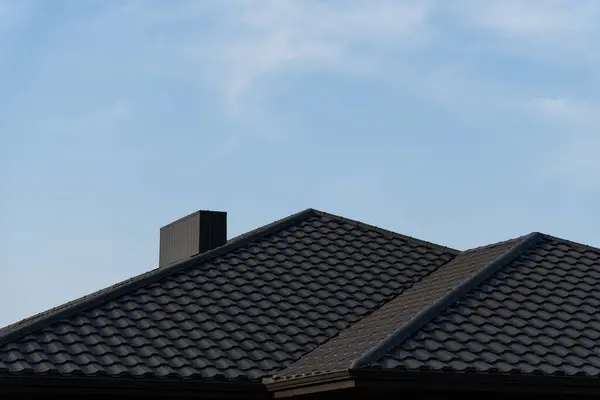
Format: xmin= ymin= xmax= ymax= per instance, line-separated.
xmin=351 ymin=232 xmax=543 ymax=369
xmin=270 ymin=232 xmax=543 ymax=379
xmin=266 ymin=248 xmax=461 ymax=378
xmin=0 ymin=208 xmax=457 ymax=382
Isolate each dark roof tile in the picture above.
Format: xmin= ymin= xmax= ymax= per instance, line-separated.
xmin=271 ymin=234 xmax=533 ymax=379
xmin=11 ymin=208 xmax=599 ymax=388
xmin=0 ymin=209 xmax=456 ymax=381
xmin=372 ymin=235 xmax=600 ymax=377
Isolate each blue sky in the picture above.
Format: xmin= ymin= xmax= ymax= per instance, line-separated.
xmin=1 ymin=0 xmax=600 ymax=327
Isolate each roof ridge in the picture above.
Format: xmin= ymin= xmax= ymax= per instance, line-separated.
xmin=226 ymin=208 xmax=318 ymax=243
xmin=0 ymin=208 xmax=320 ymax=346
xmin=313 ymin=210 xmax=459 ymax=254
xmin=349 ymin=231 xmax=543 ymax=369
xmin=460 ymin=233 xmax=532 ymax=253
xmin=539 ymin=233 xmax=600 ymax=253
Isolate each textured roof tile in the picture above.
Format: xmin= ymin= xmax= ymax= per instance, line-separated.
xmin=0 ymin=209 xmax=456 ymax=381
xmin=272 ymin=234 xmax=530 ymax=379
xmin=271 ymin=232 xmax=600 ymax=383
xmin=8 ymin=208 xmax=599 ymax=389
xmin=370 ymin=235 xmax=600 ymax=377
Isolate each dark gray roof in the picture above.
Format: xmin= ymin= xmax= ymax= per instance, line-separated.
xmin=271 ymin=233 xmax=531 ymax=379
xmin=272 ymin=231 xmax=600 ymax=381
xmin=373 ymin=234 xmax=600 ymax=377
xmin=6 ymin=207 xmax=600 ymax=391
xmin=0 ymin=208 xmax=456 ymax=381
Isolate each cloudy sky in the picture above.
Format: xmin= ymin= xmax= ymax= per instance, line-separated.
xmin=1 ymin=0 xmax=600 ymax=326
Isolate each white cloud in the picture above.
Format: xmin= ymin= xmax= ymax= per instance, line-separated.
xmin=211 ymin=0 xmax=434 ymax=105
xmin=455 ymin=0 xmax=599 ymax=40
xmin=104 ymin=0 xmax=436 ymax=141
xmin=542 ymin=135 xmax=600 ymax=189
xmin=528 ymin=97 xmax=600 ymax=188
xmin=26 ymin=0 xmax=600 ymax=181
xmin=465 ymin=0 xmax=596 ymax=34
xmin=115 ymin=1 xmax=600 ymax=121
xmin=447 ymin=0 xmax=600 ymax=63
xmin=530 ymin=97 xmax=600 ymax=129
xmin=422 ymin=2 xmax=600 ymax=188
xmin=128 ymin=0 xmax=436 ymax=113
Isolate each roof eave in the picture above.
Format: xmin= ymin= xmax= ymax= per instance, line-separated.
xmin=356 ymin=369 xmax=600 ymax=396
xmin=267 ymin=368 xmax=600 ymax=397
xmin=265 ymin=370 xmax=356 ymax=398
xmin=0 ymin=373 xmax=267 ymax=398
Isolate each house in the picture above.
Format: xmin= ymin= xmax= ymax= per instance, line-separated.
xmin=1 ymin=208 xmax=600 ymax=398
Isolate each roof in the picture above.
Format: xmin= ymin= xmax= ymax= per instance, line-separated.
xmin=0 ymin=208 xmax=456 ymax=382
xmin=4 ymin=207 xmax=600 ymax=395
xmin=270 ymin=234 xmax=533 ymax=379
xmin=373 ymin=234 xmax=600 ymax=376
xmin=271 ymin=231 xmax=600 ymax=383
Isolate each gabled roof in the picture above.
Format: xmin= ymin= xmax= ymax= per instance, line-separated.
xmin=0 ymin=208 xmax=456 ymax=382
xmin=270 ymin=231 xmax=600 ymax=384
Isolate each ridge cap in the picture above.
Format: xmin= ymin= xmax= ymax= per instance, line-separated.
xmin=349 ymin=232 xmax=544 ymax=369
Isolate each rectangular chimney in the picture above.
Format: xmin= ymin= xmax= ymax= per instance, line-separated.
xmin=159 ymin=210 xmax=227 ymax=267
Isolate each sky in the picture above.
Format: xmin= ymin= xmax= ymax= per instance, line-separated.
xmin=1 ymin=0 xmax=600 ymax=327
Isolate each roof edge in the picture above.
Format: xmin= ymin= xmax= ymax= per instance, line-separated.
xmin=264 ymin=370 xmax=354 ymax=397
xmin=313 ymin=210 xmax=459 ymax=254
xmin=349 ymin=231 xmax=544 ymax=369
xmin=539 ymin=233 xmax=600 ymax=253
xmin=266 ymin=369 xmax=600 ymax=396
xmin=0 ymin=373 xmax=267 ymax=397
xmin=0 ymin=208 xmax=320 ymax=345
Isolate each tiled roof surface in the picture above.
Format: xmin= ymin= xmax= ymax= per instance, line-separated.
xmin=372 ymin=234 xmax=600 ymax=377
xmin=272 ymin=234 xmax=530 ymax=379
xmin=0 ymin=209 xmax=456 ymax=381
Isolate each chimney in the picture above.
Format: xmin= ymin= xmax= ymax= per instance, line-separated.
xmin=159 ymin=210 xmax=227 ymax=267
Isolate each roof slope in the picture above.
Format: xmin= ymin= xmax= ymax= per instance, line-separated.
xmin=0 ymin=209 xmax=456 ymax=382
xmin=273 ymin=232 xmax=600 ymax=381
xmin=374 ymin=234 xmax=600 ymax=376
xmin=271 ymin=233 xmax=536 ymax=379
